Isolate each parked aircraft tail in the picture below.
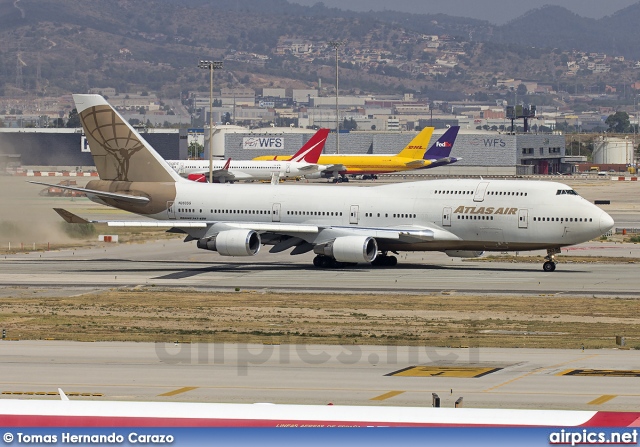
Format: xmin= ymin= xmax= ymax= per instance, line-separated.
xmin=423 ymin=126 xmax=460 ymax=160
xmin=396 ymin=127 xmax=435 ymax=159
xmin=287 ymin=128 xmax=330 ymax=163
xmin=72 ymin=94 xmax=182 ymax=183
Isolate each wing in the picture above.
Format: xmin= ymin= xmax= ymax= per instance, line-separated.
xmin=297 ymin=164 xmax=324 ymax=172
xmin=53 ymin=209 xmax=459 ymax=253
xmin=54 ymin=208 xmax=207 ymax=228
xmin=320 ymin=164 xmax=347 ymax=174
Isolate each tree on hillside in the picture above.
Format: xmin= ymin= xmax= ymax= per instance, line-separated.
xmin=605 ymin=111 xmax=631 ymax=133
xmin=66 ymin=109 xmax=80 ymax=128
xmin=517 ymin=83 xmax=527 ymax=96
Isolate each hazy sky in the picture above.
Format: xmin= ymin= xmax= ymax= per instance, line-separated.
xmin=288 ymin=0 xmax=640 ymax=24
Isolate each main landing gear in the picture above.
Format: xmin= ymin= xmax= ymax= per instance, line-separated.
xmin=331 ymin=176 xmax=349 ymax=183
xmin=371 ymin=253 xmax=397 ymax=267
xmin=312 ymin=253 xmax=398 ymax=268
xmin=543 ymin=248 xmax=561 ymax=272
xmin=312 ymin=255 xmax=356 ymax=268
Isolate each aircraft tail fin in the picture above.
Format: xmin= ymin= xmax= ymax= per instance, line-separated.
xmin=288 ymin=128 xmax=330 ymax=163
xmin=396 ymin=127 xmax=435 ymax=159
xmin=72 ymin=94 xmax=183 ymax=183
xmin=423 ymin=126 xmax=460 ymax=160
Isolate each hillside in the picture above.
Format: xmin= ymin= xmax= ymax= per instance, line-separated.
xmin=1 ymin=0 xmax=639 ymax=99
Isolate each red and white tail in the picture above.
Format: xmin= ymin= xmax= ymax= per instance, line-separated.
xmin=288 ymin=128 xmax=330 ymax=163
xmin=223 ymin=158 xmax=232 ymax=170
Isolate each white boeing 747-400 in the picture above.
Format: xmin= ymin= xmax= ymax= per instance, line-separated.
xmin=31 ymin=95 xmax=614 ymax=272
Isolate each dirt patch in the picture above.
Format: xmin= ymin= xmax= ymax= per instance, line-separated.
xmin=1 ymin=289 xmax=638 ymax=349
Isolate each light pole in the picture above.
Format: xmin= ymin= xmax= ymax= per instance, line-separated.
xmin=198 ymin=60 xmax=223 ymax=183
xmin=328 ymin=41 xmax=343 ymax=154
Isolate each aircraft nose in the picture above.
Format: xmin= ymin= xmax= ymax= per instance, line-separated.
xmin=599 ymin=211 xmax=614 ymax=233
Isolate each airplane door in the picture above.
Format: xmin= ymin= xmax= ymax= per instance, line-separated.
xmin=285 ymin=163 xmax=291 ymax=174
xmin=474 ymin=182 xmax=490 ymax=202
xmin=349 ymin=205 xmax=359 ymax=224
xmin=272 ymin=203 xmax=281 ymax=222
xmin=518 ymin=209 xmax=528 ymax=229
xmin=443 ymin=207 xmax=452 ymax=227
xmin=167 ymin=201 xmax=176 ymax=219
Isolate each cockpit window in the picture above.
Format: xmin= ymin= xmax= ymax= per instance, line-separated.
xmin=556 ymin=189 xmax=579 ymax=195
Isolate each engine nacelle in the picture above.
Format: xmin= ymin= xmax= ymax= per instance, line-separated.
xmin=313 ymin=236 xmax=378 ymax=263
xmin=197 ymin=230 xmax=261 ymax=256
xmin=444 ymin=250 xmax=484 ymax=258
xmin=302 ymin=171 xmax=323 ymax=179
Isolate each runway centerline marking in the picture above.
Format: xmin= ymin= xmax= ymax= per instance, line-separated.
xmin=158 ymin=386 xmax=198 ymax=397
xmin=483 ymin=354 xmax=600 ymax=392
xmin=387 ymin=366 xmax=501 ymax=378
xmin=558 ymin=369 xmax=640 ymax=377
xmin=588 ymin=395 xmax=617 ymax=405
xmin=370 ymin=390 xmax=405 ymax=401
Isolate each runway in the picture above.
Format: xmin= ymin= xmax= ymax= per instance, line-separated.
xmin=1 ymin=340 xmax=638 ymax=411
xmin=1 ymin=238 xmax=640 ymax=296
xmin=1 ymin=175 xmax=639 ymax=413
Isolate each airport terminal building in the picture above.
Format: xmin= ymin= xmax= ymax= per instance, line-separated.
xmin=1 ymin=128 xmax=566 ymax=175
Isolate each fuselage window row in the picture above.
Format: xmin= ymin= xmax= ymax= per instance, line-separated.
xmin=434 ymin=190 xmax=529 ymax=196
xmin=180 ymin=210 xmax=274 ymax=215
xmin=533 ymin=217 xmax=593 ymax=223
xmin=456 ymin=215 xmax=494 ymax=220
xmin=285 ymin=211 xmax=344 ymax=216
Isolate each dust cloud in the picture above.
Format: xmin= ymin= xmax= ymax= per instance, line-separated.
xmin=0 ymin=175 xmax=85 ymax=246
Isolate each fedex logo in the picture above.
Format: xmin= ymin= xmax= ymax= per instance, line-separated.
xmin=243 ymin=137 xmax=284 ymax=150
xmin=435 ymin=141 xmax=452 ymax=148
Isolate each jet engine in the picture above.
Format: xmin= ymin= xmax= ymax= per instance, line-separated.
xmin=197 ymin=230 xmax=261 ymax=256
xmin=444 ymin=250 xmax=484 ymax=258
xmin=313 ymin=236 xmax=378 ymax=263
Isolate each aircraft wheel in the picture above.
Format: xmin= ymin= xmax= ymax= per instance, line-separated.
xmin=337 ymin=177 xmax=343 ymax=183
xmin=343 ymin=177 xmax=349 ymax=183
xmin=313 ymin=255 xmax=323 ymax=267
xmin=543 ymin=261 xmax=556 ymax=272
xmin=371 ymin=255 xmax=397 ymax=267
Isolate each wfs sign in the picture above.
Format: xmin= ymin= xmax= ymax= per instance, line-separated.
xmin=243 ymin=137 xmax=284 ymax=150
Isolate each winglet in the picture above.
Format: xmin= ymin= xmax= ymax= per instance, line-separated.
xmin=424 ymin=126 xmax=460 ymax=160
xmin=54 ymin=208 xmax=90 ymax=224
xmin=58 ymin=388 xmax=69 ymax=401
xmin=288 ymin=128 xmax=330 ymax=163
xmin=223 ymin=158 xmax=232 ymax=170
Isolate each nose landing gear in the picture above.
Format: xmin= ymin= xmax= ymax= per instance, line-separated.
xmin=543 ymin=248 xmax=561 ymax=272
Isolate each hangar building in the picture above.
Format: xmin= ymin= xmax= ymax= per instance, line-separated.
xmin=2 ymin=128 xmax=565 ymax=176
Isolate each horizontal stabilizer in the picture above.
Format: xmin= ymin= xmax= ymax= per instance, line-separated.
xmin=404 ymin=160 xmax=426 ymax=168
xmin=29 ymin=181 xmax=150 ymax=205
xmin=54 ymin=208 xmax=90 ymax=224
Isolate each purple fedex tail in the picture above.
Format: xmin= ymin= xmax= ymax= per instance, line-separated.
xmin=421 ymin=126 xmax=460 ymax=169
